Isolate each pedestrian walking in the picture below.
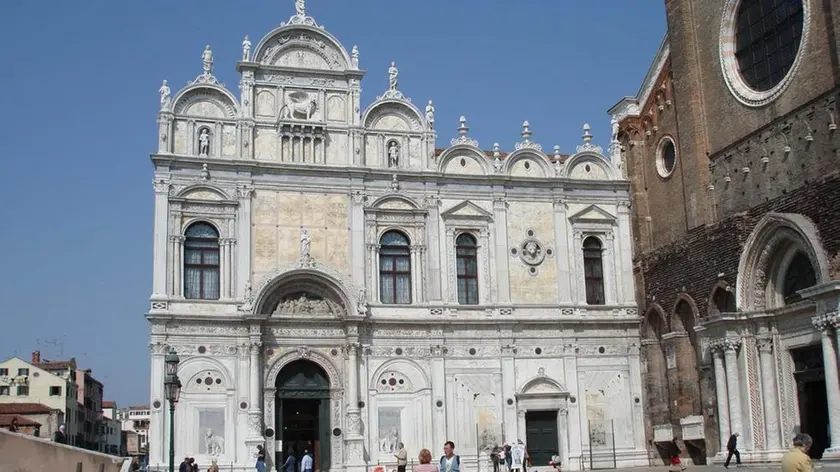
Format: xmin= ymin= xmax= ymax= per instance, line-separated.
xmin=414 ymin=448 xmax=439 ymax=472
xmin=781 ymin=433 xmax=813 ymax=472
xmin=208 ymin=459 xmax=219 ymax=472
xmin=301 ymin=449 xmax=314 ymax=472
xmin=669 ymin=438 xmax=686 ymax=471
xmin=179 ymin=456 xmax=190 ymax=472
xmin=53 ymin=424 xmax=66 ymax=444
xmin=283 ymin=448 xmax=297 ymax=472
xmin=724 ymin=433 xmax=741 ymax=468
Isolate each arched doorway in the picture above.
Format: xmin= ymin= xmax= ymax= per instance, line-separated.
xmin=276 ymin=360 xmax=332 ymax=472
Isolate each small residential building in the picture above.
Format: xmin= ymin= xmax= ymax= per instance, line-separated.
xmin=101 ymin=401 xmax=125 ymax=456
xmin=75 ymin=368 xmax=104 ymax=450
xmin=0 ymin=403 xmax=64 ymax=439
xmin=0 ymin=353 xmax=80 ymax=445
xmin=119 ymin=405 xmax=150 ymax=456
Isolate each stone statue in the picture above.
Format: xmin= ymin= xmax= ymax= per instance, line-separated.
xmin=611 ymin=116 xmax=619 ymax=143
xmin=357 ymin=287 xmax=368 ymax=315
xmin=202 ymin=45 xmax=214 ymax=75
xmin=159 ymin=80 xmax=170 ymax=108
xmin=388 ymin=142 xmax=400 ymax=167
xmin=300 ymin=227 xmax=312 ymax=260
xmin=205 ymin=429 xmax=224 ymax=456
xmin=388 ymin=61 xmax=398 ymax=90
xmin=425 ymin=100 xmax=435 ymax=129
xmin=242 ymin=35 xmax=251 ymax=61
xmin=295 ymin=0 xmax=306 ymax=16
xmin=351 ymin=45 xmax=360 ymax=69
xmin=199 ymin=128 xmax=210 ymax=156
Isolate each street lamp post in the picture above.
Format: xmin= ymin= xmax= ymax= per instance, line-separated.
xmin=164 ymin=349 xmax=182 ymax=472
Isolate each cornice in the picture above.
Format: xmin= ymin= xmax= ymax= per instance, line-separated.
xmin=150 ymin=154 xmax=631 ymax=192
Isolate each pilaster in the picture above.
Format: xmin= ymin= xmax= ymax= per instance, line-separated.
xmin=723 ymin=338 xmax=743 ymax=438
xmin=236 ymin=184 xmax=253 ymax=298
xmin=501 ymin=345 xmax=517 ymax=442
xmin=711 ymin=345 xmax=731 ymax=453
xmin=814 ymin=313 xmax=840 ymax=455
xmin=551 ymin=198 xmax=572 ymax=303
xmin=350 ymin=191 xmax=366 ymax=288
xmin=152 ymin=179 xmax=170 ymax=298
xmin=616 ymin=200 xmax=635 ymax=302
xmin=492 ymin=197 xmax=511 ymax=303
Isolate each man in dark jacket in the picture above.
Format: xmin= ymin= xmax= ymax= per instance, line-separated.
xmin=178 ymin=456 xmax=190 ymax=472
xmin=724 ymin=432 xmax=741 ymax=468
xmin=53 ymin=424 xmax=66 ymax=444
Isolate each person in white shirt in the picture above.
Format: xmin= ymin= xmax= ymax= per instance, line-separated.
xmin=301 ymin=449 xmax=314 ymax=472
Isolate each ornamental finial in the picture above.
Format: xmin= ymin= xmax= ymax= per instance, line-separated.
xmin=458 ymin=116 xmax=469 ymax=137
xmin=582 ymin=123 xmax=593 ymax=144
xmin=450 ymin=116 xmax=479 ymax=147
xmin=201 ymin=45 xmax=213 ymax=76
xmin=521 ymin=121 xmax=532 ymax=143
xmin=295 ymin=0 xmax=306 ymax=16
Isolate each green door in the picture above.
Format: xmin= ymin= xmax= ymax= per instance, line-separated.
xmin=525 ymin=410 xmax=559 ymax=467
xmin=276 ymin=360 xmax=332 ymax=471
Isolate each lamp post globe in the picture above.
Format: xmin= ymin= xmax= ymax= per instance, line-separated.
xmin=164 ymin=349 xmax=181 ymax=472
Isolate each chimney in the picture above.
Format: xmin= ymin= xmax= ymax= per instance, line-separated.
xmin=32 ymin=351 xmax=41 ymax=364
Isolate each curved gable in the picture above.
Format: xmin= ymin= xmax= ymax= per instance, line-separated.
xmin=253 ymin=26 xmax=350 ymax=71
xmin=173 ymin=87 xmax=238 ymax=120
xmin=364 ymin=101 xmax=424 ymax=133
xmin=503 ymin=149 xmax=551 ymax=177
xmin=563 ymin=152 xmax=616 ymax=180
xmin=176 ymin=184 xmax=232 ymax=201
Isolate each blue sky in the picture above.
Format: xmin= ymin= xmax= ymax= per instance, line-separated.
xmin=0 ymin=1 xmax=665 ymax=406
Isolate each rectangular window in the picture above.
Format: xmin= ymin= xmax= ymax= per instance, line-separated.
xmin=456 ymin=233 xmax=479 ymax=305
xmin=0 ymin=368 xmax=8 ymax=376
xmin=50 ymin=386 xmax=62 ymax=396
xmin=17 ymin=368 xmax=29 ymax=376
xmin=0 ymin=386 xmax=9 ymax=396
xmin=17 ymin=385 xmax=29 ymax=396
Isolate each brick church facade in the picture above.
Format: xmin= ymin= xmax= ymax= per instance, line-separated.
xmin=610 ymin=0 xmax=840 ymax=465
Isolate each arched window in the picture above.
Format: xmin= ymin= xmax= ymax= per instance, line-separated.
xmin=183 ymin=222 xmax=220 ymax=300
xmin=782 ymin=251 xmax=816 ymax=304
xmin=583 ymin=236 xmax=605 ymax=305
xmin=456 ymin=233 xmax=479 ymax=305
xmin=379 ymin=231 xmax=411 ymax=304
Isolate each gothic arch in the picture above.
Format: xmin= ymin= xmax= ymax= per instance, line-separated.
xmin=736 ymin=213 xmax=830 ymax=311
xmin=670 ymin=294 xmax=699 ymax=334
xmin=642 ymin=303 xmax=668 ymax=340
xmin=369 ymin=358 xmax=430 ymax=391
xmin=707 ymin=280 xmax=736 ymax=317
xmin=250 ymin=263 xmax=360 ymax=318
xmin=264 ymin=348 xmax=343 ymax=391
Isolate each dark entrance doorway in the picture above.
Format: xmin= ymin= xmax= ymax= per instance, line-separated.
xmin=525 ymin=410 xmax=559 ymax=467
xmin=792 ymin=345 xmax=829 ymax=459
xmin=276 ymin=360 xmax=331 ymax=472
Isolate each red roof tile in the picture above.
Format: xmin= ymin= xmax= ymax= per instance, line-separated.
xmin=102 ymin=400 xmax=116 ymax=408
xmin=0 ymin=403 xmax=53 ymax=415
xmin=0 ymin=414 xmax=41 ymax=427
xmin=35 ymin=358 xmax=76 ymax=370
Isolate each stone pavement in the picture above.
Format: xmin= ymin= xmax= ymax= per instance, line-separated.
xmin=613 ymin=465 xmax=840 ymax=471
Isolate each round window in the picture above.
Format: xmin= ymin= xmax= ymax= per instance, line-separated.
xmin=720 ymin=0 xmax=808 ymax=106
xmin=656 ymin=137 xmax=677 ymax=178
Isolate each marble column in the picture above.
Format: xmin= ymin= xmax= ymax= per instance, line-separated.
xmin=425 ymin=195 xmax=442 ymax=301
xmin=431 ymin=347 xmax=446 ymax=452
xmin=758 ymin=338 xmax=781 ymax=451
xmin=236 ymin=185 xmax=253 ymax=299
xmin=723 ymin=339 xmax=743 ymax=437
xmin=516 ymin=409 xmax=526 ymax=443
xmin=346 ymin=342 xmax=361 ymax=434
xmin=814 ymin=315 xmax=840 ymax=452
xmin=248 ymin=341 xmax=263 ymax=438
xmin=148 ymin=343 xmax=167 ymax=465
xmin=712 ymin=346 xmax=731 ymax=452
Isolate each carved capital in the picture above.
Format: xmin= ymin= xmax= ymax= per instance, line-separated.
xmin=552 ymin=197 xmax=568 ymax=211
xmin=237 ymin=184 xmax=255 ymax=200
xmin=722 ymin=337 xmax=742 ymax=353
xmin=757 ymin=337 xmax=773 ymax=353
xmin=423 ymin=194 xmax=441 ymax=208
xmin=153 ymin=178 xmax=171 ymax=194
xmin=150 ymin=342 xmax=169 ymax=355
xmin=351 ymin=190 xmax=367 ymax=205
xmin=813 ymin=314 xmax=834 ymax=332
xmin=492 ymin=197 xmax=507 ymax=210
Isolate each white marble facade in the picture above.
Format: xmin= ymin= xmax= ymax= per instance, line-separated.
xmin=147 ymin=3 xmax=647 ymax=471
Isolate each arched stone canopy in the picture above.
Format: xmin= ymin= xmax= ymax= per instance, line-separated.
xmin=172 ymin=85 xmax=239 ymax=119
xmin=436 ymin=144 xmax=491 ymax=175
xmin=252 ymin=24 xmax=352 ymax=70
xmin=250 ymin=264 xmax=361 ymax=319
xmin=561 ymin=151 xmax=617 ymax=180
xmin=368 ymin=358 xmax=430 ymax=391
xmin=363 ymin=100 xmax=425 ymax=132
xmin=736 ymin=212 xmax=830 ymax=311
xmin=517 ymin=376 xmax=568 ymax=396
xmin=501 ymin=149 xmax=552 ymax=177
